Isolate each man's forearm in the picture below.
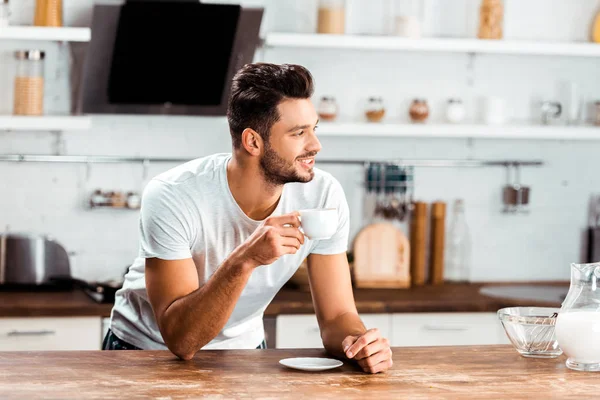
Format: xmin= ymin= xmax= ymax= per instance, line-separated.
xmin=160 ymin=249 xmax=254 ymax=359
xmin=320 ymin=312 xmax=366 ymax=358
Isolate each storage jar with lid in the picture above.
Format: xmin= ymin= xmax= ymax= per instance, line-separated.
xmin=13 ymin=50 xmax=45 ymax=116
xmin=445 ymin=99 xmax=465 ymax=123
xmin=34 ymin=0 xmax=63 ymax=27
xmin=318 ymin=96 xmax=339 ymax=121
xmin=365 ymin=97 xmax=385 ymax=122
xmin=478 ymin=0 xmax=503 ymax=39
xmin=390 ymin=0 xmax=422 ymax=37
xmin=409 ymin=99 xmax=429 ymax=123
xmin=317 ymin=0 xmax=345 ymax=34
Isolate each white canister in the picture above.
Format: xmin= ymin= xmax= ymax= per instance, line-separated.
xmin=394 ymin=15 xmax=421 ymax=38
xmin=445 ymin=99 xmax=465 ymax=123
xmin=482 ymin=96 xmax=506 ymax=125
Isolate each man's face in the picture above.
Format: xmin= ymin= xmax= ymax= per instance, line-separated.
xmin=259 ymin=98 xmax=322 ymax=186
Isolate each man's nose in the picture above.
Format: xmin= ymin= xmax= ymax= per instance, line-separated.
xmin=307 ymin=130 xmax=322 ymax=153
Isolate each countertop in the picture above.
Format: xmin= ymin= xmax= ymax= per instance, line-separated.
xmin=0 ymin=282 xmax=568 ymax=318
xmin=0 ymin=346 xmax=594 ymax=399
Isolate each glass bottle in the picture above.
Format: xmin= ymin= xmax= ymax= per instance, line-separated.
xmin=13 ymin=50 xmax=45 ymax=116
xmin=445 ymin=199 xmax=471 ymax=282
xmin=317 ymin=0 xmax=345 ymax=34
xmin=555 ymin=262 xmax=600 ymax=371
xmin=0 ymin=0 xmax=10 ymax=27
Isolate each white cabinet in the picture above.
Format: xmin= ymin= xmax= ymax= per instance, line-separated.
xmin=0 ymin=317 xmax=102 ymax=351
xmin=276 ymin=314 xmax=391 ymax=349
xmin=391 ymin=312 xmax=510 ymax=347
xmin=276 ymin=312 xmax=510 ymax=349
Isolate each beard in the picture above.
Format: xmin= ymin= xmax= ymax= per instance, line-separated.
xmin=259 ymin=142 xmax=316 ymax=186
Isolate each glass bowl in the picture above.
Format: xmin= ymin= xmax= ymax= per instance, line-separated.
xmin=497 ymin=307 xmax=562 ymax=358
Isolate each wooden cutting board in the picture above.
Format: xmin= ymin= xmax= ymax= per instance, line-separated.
xmin=352 ymin=222 xmax=410 ymax=289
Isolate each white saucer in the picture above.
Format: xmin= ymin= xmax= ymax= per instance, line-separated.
xmin=279 ymin=357 xmax=343 ymax=372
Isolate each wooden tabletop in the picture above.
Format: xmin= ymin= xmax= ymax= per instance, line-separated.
xmin=0 ymin=282 xmax=567 ymax=318
xmin=0 ymin=346 xmax=595 ymax=399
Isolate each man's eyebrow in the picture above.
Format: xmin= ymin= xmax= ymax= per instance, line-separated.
xmin=286 ymin=119 xmax=320 ymax=133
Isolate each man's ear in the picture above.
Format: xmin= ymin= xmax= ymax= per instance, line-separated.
xmin=241 ymin=128 xmax=263 ymax=156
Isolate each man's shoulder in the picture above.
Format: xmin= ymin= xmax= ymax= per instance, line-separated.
xmin=152 ymin=153 xmax=230 ymax=187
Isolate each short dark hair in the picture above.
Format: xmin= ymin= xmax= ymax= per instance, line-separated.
xmin=227 ymin=63 xmax=314 ymax=149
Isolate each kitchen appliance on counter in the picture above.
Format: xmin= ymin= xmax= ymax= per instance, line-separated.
xmin=0 ymin=232 xmax=70 ymax=286
xmin=77 ymin=0 xmax=264 ymax=116
xmin=586 ymin=194 xmax=600 ymax=263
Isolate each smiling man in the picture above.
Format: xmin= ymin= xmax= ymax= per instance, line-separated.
xmin=103 ymin=63 xmax=392 ymax=374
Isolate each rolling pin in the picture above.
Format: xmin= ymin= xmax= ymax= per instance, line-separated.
xmin=410 ymin=201 xmax=427 ymax=286
xmin=429 ymin=201 xmax=446 ymax=285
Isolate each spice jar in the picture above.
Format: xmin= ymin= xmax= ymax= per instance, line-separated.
xmin=409 ymin=99 xmax=429 ymax=123
xmin=594 ymin=101 xmax=600 ymax=126
xmin=126 ymin=192 xmax=141 ymax=209
xmin=365 ymin=97 xmax=385 ymax=122
xmin=317 ymin=0 xmax=345 ymax=34
xmin=34 ymin=0 xmax=63 ymax=27
xmin=317 ymin=96 xmax=338 ymax=121
xmin=13 ymin=50 xmax=45 ymax=116
xmin=445 ymin=99 xmax=465 ymax=124
xmin=0 ymin=0 xmax=10 ymax=27
xmin=478 ymin=0 xmax=503 ymax=40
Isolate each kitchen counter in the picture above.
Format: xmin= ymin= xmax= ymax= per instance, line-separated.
xmin=0 ymin=289 xmax=113 ymax=318
xmin=265 ymin=282 xmax=568 ymax=315
xmin=0 ymin=282 xmax=568 ymax=318
xmin=0 ymin=346 xmax=594 ymax=399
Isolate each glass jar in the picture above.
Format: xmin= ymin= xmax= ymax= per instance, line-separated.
xmin=34 ymin=0 xmax=63 ymax=27
xmin=13 ymin=50 xmax=45 ymax=116
xmin=317 ymin=0 xmax=345 ymax=34
xmin=317 ymin=96 xmax=338 ymax=121
xmin=478 ymin=0 xmax=503 ymax=40
xmin=409 ymin=99 xmax=429 ymax=123
xmin=0 ymin=0 xmax=10 ymax=27
xmin=365 ymin=97 xmax=385 ymax=122
xmin=390 ymin=0 xmax=422 ymax=37
xmin=445 ymin=98 xmax=465 ymax=123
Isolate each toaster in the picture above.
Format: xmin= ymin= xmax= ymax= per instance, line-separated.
xmin=0 ymin=232 xmax=71 ymax=285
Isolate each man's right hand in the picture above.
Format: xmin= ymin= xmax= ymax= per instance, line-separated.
xmin=239 ymin=212 xmax=305 ymax=268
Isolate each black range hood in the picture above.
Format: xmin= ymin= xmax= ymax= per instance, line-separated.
xmin=76 ymin=0 xmax=264 ymax=116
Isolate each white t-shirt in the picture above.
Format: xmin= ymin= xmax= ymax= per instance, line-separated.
xmin=109 ymin=153 xmax=350 ymax=350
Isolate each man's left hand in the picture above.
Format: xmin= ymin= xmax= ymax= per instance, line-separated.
xmin=342 ymin=328 xmax=393 ymax=374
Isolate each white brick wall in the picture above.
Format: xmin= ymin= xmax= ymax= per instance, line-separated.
xmin=1 ymin=0 xmax=599 ymax=282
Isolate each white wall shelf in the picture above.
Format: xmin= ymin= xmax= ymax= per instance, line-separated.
xmin=317 ymin=122 xmax=600 ymax=140
xmin=0 ymin=115 xmax=91 ymax=131
xmin=264 ymin=33 xmax=600 ymax=58
xmin=0 ymin=26 xmax=91 ymax=42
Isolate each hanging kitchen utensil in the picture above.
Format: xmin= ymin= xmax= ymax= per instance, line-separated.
xmin=502 ymin=163 xmax=530 ymax=214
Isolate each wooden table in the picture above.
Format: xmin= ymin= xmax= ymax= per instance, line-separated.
xmin=0 ymin=346 xmax=596 ymax=399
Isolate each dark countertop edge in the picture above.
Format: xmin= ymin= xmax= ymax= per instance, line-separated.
xmin=0 ymin=282 xmax=567 ymax=318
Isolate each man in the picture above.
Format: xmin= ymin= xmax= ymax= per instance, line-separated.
xmin=103 ymin=63 xmax=393 ymax=374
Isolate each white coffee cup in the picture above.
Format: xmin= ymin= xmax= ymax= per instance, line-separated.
xmin=298 ymin=208 xmax=337 ymax=240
